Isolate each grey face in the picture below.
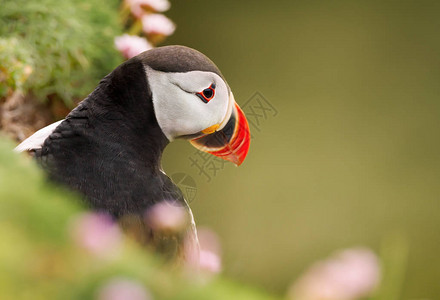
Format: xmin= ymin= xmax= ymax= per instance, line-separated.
xmin=139 ymin=46 xmax=234 ymax=141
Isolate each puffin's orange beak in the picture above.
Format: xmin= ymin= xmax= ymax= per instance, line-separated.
xmin=190 ymin=102 xmax=250 ymax=166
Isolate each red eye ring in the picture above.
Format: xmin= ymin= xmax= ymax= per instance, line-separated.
xmin=196 ymin=83 xmax=216 ymax=103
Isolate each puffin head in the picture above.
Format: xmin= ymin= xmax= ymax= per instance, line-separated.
xmin=138 ymin=46 xmax=250 ymax=165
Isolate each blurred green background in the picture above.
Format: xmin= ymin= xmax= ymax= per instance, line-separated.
xmin=160 ymin=1 xmax=440 ymax=298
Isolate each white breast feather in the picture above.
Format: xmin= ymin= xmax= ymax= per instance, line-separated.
xmin=14 ymin=120 xmax=64 ymax=152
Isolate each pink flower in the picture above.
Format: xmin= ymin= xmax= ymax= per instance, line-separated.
xmin=97 ymin=278 xmax=152 ymax=300
xmin=70 ymin=212 xmax=122 ymax=256
xmin=198 ymin=227 xmax=222 ymax=274
xmin=126 ymin=0 xmax=171 ymax=18
xmin=145 ymin=201 xmax=188 ymax=232
xmin=288 ymin=247 xmax=381 ymax=300
xmin=141 ymin=14 xmax=175 ymax=36
xmin=199 ymin=249 xmax=221 ymax=274
xmin=114 ymin=34 xmax=152 ymax=59
xmin=184 ymin=227 xmax=222 ymax=275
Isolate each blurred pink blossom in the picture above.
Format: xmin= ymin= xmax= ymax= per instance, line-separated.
xmin=71 ymin=212 xmax=122 ymax=256
xmin=97 ymin=278 xmax=152 ymax=300
xmin=199 ymin=249 xmax=221 ymax=274
xmin=141 ymin=14 xmax=175 ymax=36
xmin=145 ymin=201 xmax=188 ymax=232
xmin=288 ymin=247 xmax=381 ymax=300
xmin=126 ymin=0 xmax=171 ymax=18
xmin=114 ymin=34 xmax=152 ymax=59
xmin=198 ymin=227 xmax=222 ymax=274
xmin=185 ymin=227 xmax=222 ymax=274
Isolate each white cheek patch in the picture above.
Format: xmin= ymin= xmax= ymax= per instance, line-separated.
xmin=145 ymin=67 xmax=230 ymax=140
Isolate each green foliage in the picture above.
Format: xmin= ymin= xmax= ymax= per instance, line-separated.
xmin=0 ymin=137 xmax=277 ymax=300
xmin=0 ymin=37 xmax=34 ymax=96
xmin=0 ymin=0 xmax=123 ymax=105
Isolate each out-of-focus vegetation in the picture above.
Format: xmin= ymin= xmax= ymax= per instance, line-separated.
xmin=0 ymin=138 xmax=276 ymax=300
xmin=0 ymin=133 xmax=409 ymax=299
xmin=0 ymin=0 xmax=122 ymax=105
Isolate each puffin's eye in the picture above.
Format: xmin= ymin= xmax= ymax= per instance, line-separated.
xmin=203 ymin=88 xmax=213 ymax=98
xmin=196 ymin=84 xmax=216 ymax=103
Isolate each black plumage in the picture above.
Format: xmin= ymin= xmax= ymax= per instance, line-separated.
xmin=37 ymin=57 xmax=182 ymax=214
xmin=137 ymin=45 xmax=223 ymax=77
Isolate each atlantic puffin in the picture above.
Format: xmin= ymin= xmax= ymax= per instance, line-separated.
xmin=15 ymin=46 xmax=250 ymax=260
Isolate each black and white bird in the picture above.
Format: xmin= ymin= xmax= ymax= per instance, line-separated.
xmin=15 ymin=46 xmax=250 ymax=260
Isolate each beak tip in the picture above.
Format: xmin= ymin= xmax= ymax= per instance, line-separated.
xmin=190 ymin=101 xmax=251 ymax=167
xmin=228 ymin=138 xmax=250 ymax=166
